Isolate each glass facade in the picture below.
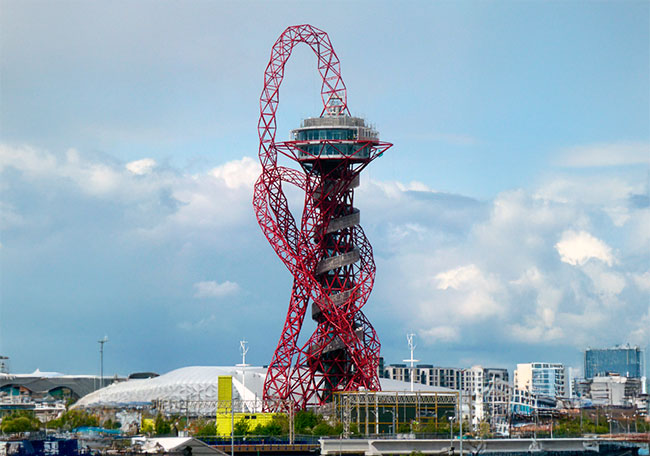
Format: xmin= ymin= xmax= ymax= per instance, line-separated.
xmin=295 ymin=128 xmax=357 ymax=141
xmin=531 ymin=365 xmax=564 ymax=397
xmin=297 ymin=143 xmax=370 ymax=159
xmin=584 ymin=346 xmax=643 ymax=379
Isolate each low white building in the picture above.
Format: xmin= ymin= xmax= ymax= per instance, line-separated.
xmin=588 ymin=374 xmax=643 ymax=406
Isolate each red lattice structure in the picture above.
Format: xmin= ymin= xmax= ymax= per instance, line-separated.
xmin=253 ymin=24 xmax=392 ymax=409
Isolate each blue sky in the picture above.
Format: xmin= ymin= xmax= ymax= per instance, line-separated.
xmin=1 ymin=1 xmax=648 ymax=378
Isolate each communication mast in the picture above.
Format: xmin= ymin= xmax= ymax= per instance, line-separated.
xmin=236 ymin=339 xmax=251 ymax=410
xmin=403 ymin=333 xmax=420 ymax=392
xmin=253 ymin=24 xmax=392 ymax=409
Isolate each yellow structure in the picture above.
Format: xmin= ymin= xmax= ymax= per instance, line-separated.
xmin=215 ymin=375 xmax=278 ymax=436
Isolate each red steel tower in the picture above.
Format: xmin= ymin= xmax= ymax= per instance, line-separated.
xmin=253 ymin=24 xmax=392 ymax=409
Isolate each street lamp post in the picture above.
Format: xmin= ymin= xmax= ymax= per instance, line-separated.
xmin=458 ymin=368 xmax=468 ymax=455
xmin=579 ymin=398 xmax=583 ymax=435
xmin=386 ymin=409 xmax=396 ymax=436
xmin=459 ymin=386 xmax=463 ymax=455
xmin=231 ymin=382 xmax=235 ymax=456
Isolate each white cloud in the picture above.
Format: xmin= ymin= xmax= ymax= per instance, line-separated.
xmin=0 ymin=202 xmax=25 ymax=230
xmin=509 ymin=323 xmax=564 ymax=343
xmin=2 ymin=145 xmax=648 ymax=370
xmin=0 ymin=144 xmax=58 ymax=177
xmin=0 ymin=144 xmax=172 ymax=201
xmin=420 ymin=326 xmax=459 ymax=343
xmin=582 ymin=264 xmax=626 ymax=298
xmin=210 ymin=157 xmax=260 ymax=189
xmin=435 ymin=264 xmax=482 ymax=290
xmin=631 ymin=271 xmax=650 ymax=292
xmin=534 ymin=176 xmax=639 ymax=227
xmin=555 ymin=230 xmax=615 ymax=266
xmin=178 ymin=314 xmax=217 ymax=331
xmin=558 ymin=141 xmax=650 ymax=167
xmin=628 ymin=309 xmax=650 ymax=346
xmin=367 ymin=170 xmax=648 ymax=357
xmin=507 ymin=267 xmax=564 ymax=342
xmin=431 ymin=264 xmax=504 ymax=319
xmin=193 ymin=280 xmax=240 ymax=298
xmin=126 ymin=158 xmax=156 ymax=175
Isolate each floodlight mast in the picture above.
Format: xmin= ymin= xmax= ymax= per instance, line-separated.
xmin=253 ymin=24 xmax=392 ymax=409
xmin=98 ymin=336 xmax=108 ymax=389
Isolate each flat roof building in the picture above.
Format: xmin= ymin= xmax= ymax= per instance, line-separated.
xmin=584 ymin=345 xmax=643 ymax=379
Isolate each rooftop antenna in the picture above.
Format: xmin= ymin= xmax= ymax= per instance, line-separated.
xmin=403 ymin=333 xmax=420 ymax=392
xmin=238 ymin=340 xmax=249 ymax=367
xmin=236 ymin=339 xmax=251 ymax=409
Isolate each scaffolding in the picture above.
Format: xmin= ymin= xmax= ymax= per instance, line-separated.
xmin=332 ymin=390 xmax=458 ymax=437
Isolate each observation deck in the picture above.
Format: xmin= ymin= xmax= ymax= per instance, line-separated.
xmin=290 ymin=116 xmax=380 ymax=161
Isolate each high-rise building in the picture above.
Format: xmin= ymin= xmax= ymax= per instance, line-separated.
xmin=584 ymin=345 xmax=643 ymax=379
xmin=514 ymin=362 xmax=567 ymax=399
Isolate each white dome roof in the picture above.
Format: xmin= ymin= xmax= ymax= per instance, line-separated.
xmin=74 ymin=366 xmax=266 ymax=412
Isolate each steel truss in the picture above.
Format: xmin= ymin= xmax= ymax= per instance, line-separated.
xmin=253 ymin=24 xmax=392 ymax=410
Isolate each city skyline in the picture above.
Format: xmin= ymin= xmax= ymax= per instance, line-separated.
xmin=1 ymin=1 xmax=649 ymax=377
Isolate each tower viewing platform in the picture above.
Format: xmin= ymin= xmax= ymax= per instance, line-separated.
xmin=288 ymin=116 xmax=380 ymax=161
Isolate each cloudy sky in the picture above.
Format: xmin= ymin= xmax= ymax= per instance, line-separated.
xmin=1 ymin=1 xmax=648 ymax=378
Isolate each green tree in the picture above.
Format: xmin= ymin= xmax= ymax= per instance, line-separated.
xmin=102 ymin=419 xmax=121 ymax=430
xmin=478 ymin=421 xmax=491 ymax=438
xmin=252 ymin=420 xmax=283 ymax=436
xmin=294 ymin=410 xmax=320 ymax=434
xmin=636 ymin=419 xmax=650 ymax=433
xmin=46 ymin=409 xmax=99 ymax=430
xmin=312 ymin=422 xmax=334 ymax=436
xmin=1 ymin=413 xmax=41 ymax=433
xmin=194 ymin=420 xmax=217 ymax=437
xmin=553 ymin=417 xmax=582 ymax=438
xmin=270 ymin=414 xmax=289 ymax=435
xmin=155 ymin=414 xmax=172 ymax=436
xmin=397 ymin=423 xmax=411 ymax=433
xmin=234 ymin=418 xmax=250 ymax=436
xmin=422 ymin=419 xmax=451 ymax=435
